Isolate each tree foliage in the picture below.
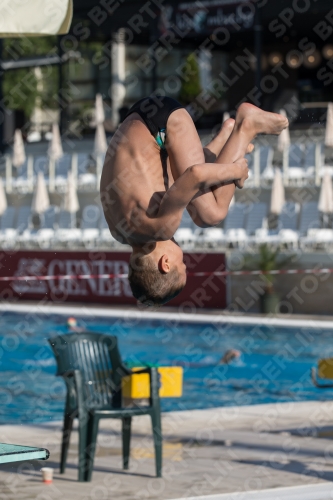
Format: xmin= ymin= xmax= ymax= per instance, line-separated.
xmin=179 ymin=53 xmax=202 ymax=104
xmin=3 ymin=37 xmax=59 ymax=118
xmin=242 ymin=244 xmax=295 ymax=289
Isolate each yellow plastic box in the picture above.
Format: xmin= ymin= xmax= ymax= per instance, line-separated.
xmin=122 ymin=366 xmax=183 ymax=399
xmin=318 ymin=358 xmax=333 ymax=379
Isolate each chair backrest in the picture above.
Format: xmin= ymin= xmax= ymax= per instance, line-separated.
xmin=260 ymin=146 xmax=273 ymax=173
xmin=77 ymin=153 xmax=90 ymax=174
xmin=304 ymin=143 xmax=316 ymax=168
xmin=279 ymin=202 xmax=299 ymax=231
xmin=246 ymin=203 xmax=267 ymax=235
xmin=202 ymin=227 xmax=224 ymax=240
xmin=81 ymin=204 xmax=101 ymax=229
xmin=224 ymin=203 xmax=246 ymax=231
xmin=41 ymin=206 xmax=58 ymax=229
xmin=299 ymin=202 xmax=320 ymax=235
xmin=48 ymin=332 xmax=125 ymax=407
xmin=15 ymin=159 xmax=28 ymax=179
xmin=34 ymin=156 xmax=49 ymax=175
xmin=16 ymin=205 xmax=31 ymax=233
xmin=288 ymin=144 xmax=304 ymax=168
xmin=58 ymin=210 xmax=76 ymax=229
xmin=0 ymin=207 xmax=16 ymax=230
xmin=55 ymin=155 xmax=71 ymax=177
xmin=227 ymin=228 xmax=247 ymax=238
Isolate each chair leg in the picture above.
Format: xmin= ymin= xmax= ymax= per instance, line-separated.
xmin=151 ymin=410 xmax=162 ymax=477
xmin=122 ymin=417 xmax=132 ymax=470
xmin=85 ymin=415 xmax=99 ymax=482
xmin=60 ymin=412 xmax=73 ymax=474
xmin=78 ymin=411 xmax=89 ymax=482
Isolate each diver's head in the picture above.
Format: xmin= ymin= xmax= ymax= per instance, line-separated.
xmin=128 ymin=240 xmax=186 ymax=306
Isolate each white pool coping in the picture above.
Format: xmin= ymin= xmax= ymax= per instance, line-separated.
xmin=171 ymin=482 xmax=333 ymax=500
xmin=0 ymin=302 xmax=333 ymax=329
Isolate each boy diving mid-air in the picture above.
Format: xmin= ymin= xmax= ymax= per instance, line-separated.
xmin=100 ymin=96 xmax=288 ymax=305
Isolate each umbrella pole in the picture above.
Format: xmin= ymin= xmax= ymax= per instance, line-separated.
xmin=57 ymin=36 xmax=64 ymax=135
xmin=49 ymin=158 xmax=55 ymax=193
xmin=283 ymin=146 xmax=289 ymax=186
xmin=315 ymin=143 xmax=321 ymax=186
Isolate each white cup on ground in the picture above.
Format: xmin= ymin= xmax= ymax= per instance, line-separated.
xmin=41 ymin=467 xmax=53 ymax=484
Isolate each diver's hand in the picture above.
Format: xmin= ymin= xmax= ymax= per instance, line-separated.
xmin=234 ymin=158 xmax=249 ymax=189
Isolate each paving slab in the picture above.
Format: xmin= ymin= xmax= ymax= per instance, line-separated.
xmin=1 ymin=402 xmax=333 ymax=499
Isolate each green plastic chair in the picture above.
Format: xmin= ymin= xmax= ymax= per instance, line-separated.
xmin=48 ymin=332 xmax=162 ymax=482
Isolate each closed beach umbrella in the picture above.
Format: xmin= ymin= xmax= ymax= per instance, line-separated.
xmin=277 ymin=109 xmax=290 ymax=152
xmin=95 ymin=94 xmax=105 ymax=125
xmin=94 ymin=123 xmax=107 ymax=155
xmin=31 ymin=172 xmax=50 ymax=214
xmin=48 ymin=123 xmax=63 ymax=161
xmin=325 ymin=102 xmax=333 ymax=148
xmin=0 ymin=178 xmax=7 ymax=216
xmin=12 ymin=129 xmax=26 ymax=168
xmin=270 ymin=168 xmax=285 ymax=215
xmin=64 ymin=172 xmax=79 ymax=213
xmin=0 ymin=0 xmax=72 ymax=36
xmin=318 ymin=168 xmax=333 ymax=214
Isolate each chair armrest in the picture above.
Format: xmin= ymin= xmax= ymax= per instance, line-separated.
xmin=311 ymin=367 xmax=333 ymax=388
xmin=57 ymin=369 xmax=84 ymax=412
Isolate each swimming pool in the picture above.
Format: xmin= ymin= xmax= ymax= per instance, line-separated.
xmin=0 ymin=310 xmax=333 ymax=424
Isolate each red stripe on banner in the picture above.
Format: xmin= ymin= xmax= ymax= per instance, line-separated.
xmin=1 ymin=268 xmax=333 ymax=281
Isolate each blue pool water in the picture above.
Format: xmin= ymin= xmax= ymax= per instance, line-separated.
xmin=0 ymin=312 xmax=333 ymax=424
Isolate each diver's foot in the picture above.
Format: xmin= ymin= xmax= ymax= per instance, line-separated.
xmin=235 ymin=102 xmax=289 ymax=136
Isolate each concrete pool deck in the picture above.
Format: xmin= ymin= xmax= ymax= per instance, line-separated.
xmin=1 ymin=401 xmax=333 ymax=499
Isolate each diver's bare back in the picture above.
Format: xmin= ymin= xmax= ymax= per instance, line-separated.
xmin=100 ymin=113 xmax=168 ymax=245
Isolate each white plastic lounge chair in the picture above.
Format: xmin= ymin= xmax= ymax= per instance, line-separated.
xmin=55 ymin=155 xmax=72 ymax=191
xmin=55 ymin=210 xmax=81 ymax=246
xmin=12 ymin=159 xmax=30 ymax=193
xmin=300 ymin=228 xmax=333 ymax=251
xmin=299 ymin=202 xmax=320 ymax=236
xmin=226 ymin=228 xmax=247 ymax=248
xmin=224 ymin=203 xmax=247 ymax=232
xmin=260 ymin=146 xmax=274 ymax=179
xmin=16 ymin=205 xmax=31 ymax=234
xmin=253 ymin=228 xmax=279 ymax=246
xmin=0 ymin=207 xmax=17 ymax=247
xmin=174 ymin=228 xmax=195 ymax=247
xmin=19 ymin=205 xmax=58 ymax=248
xmin=288 ymin=144 xmax=304 ymax=168
xmin=278 ymin=229 xmax=299 ymax=249
xmin=246 ymin=203 xmax=267 ymax=236
xmin=78 ymin=154 xmax=96 ymax=190
xmin=278 ymin=202 xmax=299 ymax=231
xmin=81 ymin=204 xmax=101 ymax=247
xmin=198 ymin=227 xmax=225 ymax=248
xmin=288 ymin=167 xmax=306 ymax=185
